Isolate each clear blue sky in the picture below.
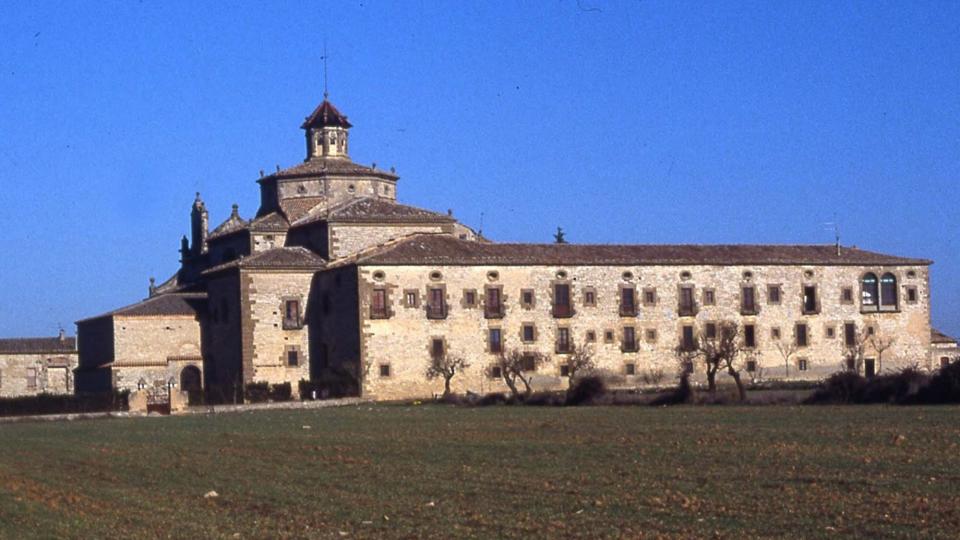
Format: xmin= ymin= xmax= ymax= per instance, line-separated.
xmin=1 ymin=1 xmax=957 ymax=338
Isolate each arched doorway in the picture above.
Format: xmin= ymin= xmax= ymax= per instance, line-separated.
xmin=180 ymin=365 xmax=203 ymax=404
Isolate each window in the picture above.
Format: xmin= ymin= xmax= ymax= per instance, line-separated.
xmin=520 ymin=355 xmax=537 ymax=372
xmin=489 ymin=366 xmax=502 ymax=378
xmin=678 ymin=286 xmax=696 ymax=316
xmin=287 ymin=349 xmax=300 ymax=367
xmin=484 ymin=287 xmax=503 ymax=318
xmin=463 ymin=290 xmax=477 ymax=307
xmin=431 ymin=338 xmax=445 ymax=360
xmin=625 ymin=363 xmax=636 ymax=376
xmin=283 ymin=299 xmax=302 ymax=329
xmin=404 ymin=290 xmax=419 ymax=308
xmin=370 ymin=289 xmax=388 ymax=319
xmin=620 ymin=287 xmax=637 ymax=316
xmin=645 ymin=328 xmax=657 ymax=343
xmin=556 ymin=327 xmax=572 ymax=353
xmin=905 ymin=286 xmax=918 ymax=303
xmin=744 ymin=324 xmax=756 ymax=348
xmin=489 ymin=328 xmax=503 ymax=353
xmin=702 ymin=288 xmax=716 ymax=306
xmin=26 ymin=368 xmax=36 ymax=390
xmin=622 ymin=327 xmax=637 ymax=352
xmin=942 ymin=357 xmax=951 ymax=369
xmin=746 ymin=360 xmax=757 ymax=373
xmin=880 ymin=273 xmax=898 ymax=309
xmin=379 ymin=363 xmax=391 ymax=377
xmin=553 ymin=284 xmax=573 ymax=318
xmin=604 ymin=330 xmax=615 ymax=343
xmin=841 ymin=287 xmax=854 ymax=304
xmin=642 ymin=288 xmax=657 ymax=306
xmin=521 ymin=289 xmax=535 ymax=308
xmin=522 ymin=324 xmax=536 ymax=342
xmin=704 ymin=322 xmax=717 ymax=340
xmin=802 ymin=285 xmax=819 ymax=314
xmin=797 ymin=358 xmax=808 ymax=371
xmin=844 ymin=322 xmax=856 ymax=347
xmin=741 ymin=286 xmax=757 ymax=315
xmin=427 ymin=288 xmax=446 ymax=319
xmin=771 ymin=327 xmax=781 ymax=340
xmin=861 ymin=273 xmax=879 ymax=308
xmin=866 ymin=325 xmax=875 ymax=336
xmin=767 ymin=285 xmax=781 ymax=305
xmin=585 ymin=330 xmax=596 ymax=342
xmin=583 ymin=289 xmax=596 ymax=307
xmin=682 ymin=360 xmax=694 ymax=374
xmin=560 ymin=364 xmax=570 ymax=377
xmin=795 ymin=323 xmax=809 ymax=347
xmin=825 ymin=325 xmax=836 ymax=339
xmin=681 ymin=325 xmax=696 ymax=351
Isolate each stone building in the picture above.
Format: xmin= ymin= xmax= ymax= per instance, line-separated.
xmin=0 ymin=332 xmax=77 ymax=397
xmin=930 ymin=329 xmax=959 ymax=370
xmin=75 ymin=96 xmax=938 ymax=402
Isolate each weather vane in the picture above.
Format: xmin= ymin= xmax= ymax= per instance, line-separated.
xmin=321 ymin=40 xmax=329 ymax=99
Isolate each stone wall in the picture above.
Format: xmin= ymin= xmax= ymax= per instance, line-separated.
xmin=309 ymin=266 xmax=361 ymax=382
xmin=328 ymin=223 xmax=445 ymax=260
xmin=204 ymin=272 xmax=243 ymax=399
xmin=351 ymin=262 xmax=931 ymax=401
xmin=111 ymin=315 xmax=203 ymax=393
xmin=242 ymin=269 xmax=314 ymax=395
xmin=0 ymin=353 xmax=77 ymax=397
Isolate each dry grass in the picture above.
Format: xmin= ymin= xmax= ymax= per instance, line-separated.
xmin=0 ymin=405 xmax=958 ymax=538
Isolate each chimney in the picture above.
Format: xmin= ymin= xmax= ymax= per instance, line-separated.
xmin=58 ymin=328 xmax=65 ymax=342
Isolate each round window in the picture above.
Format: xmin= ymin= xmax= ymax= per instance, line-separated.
xmin=487 ymin=271 xmax=500 ymax=281
xmin=556 ymin=270 xmax=568 ymax=279
xmin=429 ymin=271 xmax=443 ymax=281
xmin=372 ymin=271 xmax=385 ymax=282
xmin=622 ymin=271 xmax=634 ymax=281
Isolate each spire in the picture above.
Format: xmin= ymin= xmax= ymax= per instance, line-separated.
xmin=322 ymin=41 xmax=329 ymax=100
xmin=302 ymin=99 xmax=351 ymax=160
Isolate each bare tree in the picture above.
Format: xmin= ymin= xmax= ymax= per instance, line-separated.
xmin=425 ymin=353 xmax=470 ymax=398
xmin=842 ymin=328 xmax=870 ymax=374
xmin=774 ymin=339 xmax=799 ymax=379
xmin=869 ymin=331 xmax=897 ymax=374
xmin=678 ymin=322 xmax=747 ymax=401
xmin=486 ymin=349 xmax=547 ymax=399
xmin=562 ymin=343 xmax=596 ymax=384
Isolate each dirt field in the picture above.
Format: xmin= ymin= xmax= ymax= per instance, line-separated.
xmin=0 ymin=404 xmax=957 ymax=538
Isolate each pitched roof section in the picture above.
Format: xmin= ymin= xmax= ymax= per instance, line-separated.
xmin=279 ymin=197 xmax=326 ymax=223
xmin=932 ymin=328 xmax=958 ymax=345
xmin=78 ymin=293 xmax=208 ymax=322
xmin=208 ymin=205 xmax=249 ymax=240
xmin=354 ymin=234 xmax=932 ymax=267
xmin=301 ymin=100 xmax=352 ymax=129
xmin=202 ymin=247 xmax=326 ymax=275
xmin=0 ymin=336 xmax=77 ymax=355
xmin=269 ymin=157 xmax=398 ymax=180
xmin=248 ymin=212 xmax=289 ymax=233
xmin=293 ymin=197 xmax=454 ymax=227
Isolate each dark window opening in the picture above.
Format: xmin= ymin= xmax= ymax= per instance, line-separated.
xmin=489 ymin=328 xmax=502 ymax=353
xmin=681 ymin=325 xmax=696 ymax=351
xmin=427 ymin=288 xmax=447 ymax=319
xmin=795 ymin=323 xmax=809 ymax=347
xmin=283 ymin=299 xmax=302 ymax=329
xmin=678 ymin=286 xmax=696 ymax=316
xmin=703 ymin=289 xmax=716 ymax=306
xmin=522 ymin=324 xmax=535 ymax=342
xmin=622 ymin=327 xmax=637 ymax=352
xmin=370 ymin=289 xmax=388 ymax=319
xmin=746 ymin=360 xmax=757 ymax=373
xmin=620 ymin=287 xmax=636 ymax=317
xmin=431 ymin=338 xmax=444 ymax=360
xmin=844 ymin=323 xmax=856 ymax=347
xmin=862 ymin=273 xmax=879 ymax=308
xmin=767 ymin=285 xmax=781 ymax=304
xmin=520 ymin=355 xmax=537 ymax=372
xmin=744 ymin=324 xmax=756 ymax=348
xmin=741 ymin=286 xmax=757 ymax=315
xmin=625 ymin=363 xmax=636 ymax=376
xmin=880 ymin=273 xmax=898 ymax=308
xmin=485 ymin=287 xmax=503 ymax=318
xmin=553 ymin=284 xmax=573 ymax=318
xmin=379 ymin=364 xmax=391 ymax=377
xmin=556 ymin=327 xmax=572 ymax=353
xmin=287 ymin=350 xmax=300 ymax=367
xmin=705 ymin=322 xmax=717 ymax=340
xmin=802 ymin=285 xmax=819 ymax=314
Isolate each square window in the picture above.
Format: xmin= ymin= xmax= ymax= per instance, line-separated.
xmin=404 ymin=290 xmax=419 ymax=308
xmin=866 ymin=326 xmax=875 ymax=336
xmin=746 ymin=360 xmax=757 ymax=373
xmin=604 ymin=330 xmax=615 ymax=343
xmin=645 ymin=328 xmax=657 ymax=343
xmin=798 ymin=358 xmax=808 ymax=371
xmin=625 ymin=363 xmax=636 ymax=376
xmin=560 ymin=364 xmax=570 ymax=377
xmin=585 ymin=330 xmax=596 ymax=343
xmin=705 ymin=322 xmax=717 ymax=340
xmin=841 ymin=287 xmax=854 ymax=304
xmin=520 ymin=355 xmax=537 ymax=372
xmin=702 ymin=288 xmax=716 ymax=306
xmin=379 ymin=364 xmax=391 ymax=377
xmin=825 ymin=325 xmax=836 ymax=339
xmin=771 ymin=327 xmax=781 ymax=340
xmin=464 ymin=290 xmax=477 ymax=307
xmin=287 ymin=350 xmax=300 ymax=366
xmin=522 ymin=324 xmax=536 ymax=342
xmin=521 ymin=289 xmax=535 ymax=308
xmin=906 ymin=286 xmax=918 ymax=303
xmin=489 ymin=366 xmax=502 ymax=379
xmin=583 ymin=290 xmax=596 ymax=307
xmin=643 ymin=288 xmax=657 ymax=306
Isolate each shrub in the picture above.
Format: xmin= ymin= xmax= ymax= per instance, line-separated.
xmin=911 ymin=359 xmax=960 ymax=404
xmin=0 ymin=391 xmax=129 ymax=417
xmin=649 ymin=373 xmax=693 ymax=406
xmin=244 ymin=382 xmax=270 ymax=403
xmin=804 ymin=372 xmax=866 ymax=404
xmin=566 ymin=376 xmax=607 ymax=406
xmin=524 ymin=391 xmax=566 ymax=406
xmin=858 ymin=369 xmax=928 ymax=404
xmin=476 ymin=392 xmax=508 ymax=406
xmin=269 ymin=383 xmax=292 ymax=402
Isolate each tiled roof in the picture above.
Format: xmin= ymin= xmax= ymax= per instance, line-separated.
xmin=208 ymin=205 xmax=249 ymax=240
xmin=269 ymin=157 xmax=398 ymax=180
xmin=0 ymin=336 xmax=77 ymax=354
xmin=78 ymin=293 xmax=208 ymax=322
xmin=301 ymin=100 xmax=352 ymax=129
xmin=932 ymin=328 xmax=958 ymax=345
xmin=202 ymin=247 xmax=326 ymax=275
xmin=293 ymin=197 xmax=454 ymax=227
xmin=279 ymin=197 xmax=326 ymax=222
xmin=249 ymin=212 xmax=289 ymax=232
xmin=354 ymin=234 xmax=932 ymax=267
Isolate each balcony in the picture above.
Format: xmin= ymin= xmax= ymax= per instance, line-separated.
xmin=621 ymin=340 xmax=638 ymax=353
xmin=484 ymin=305 xmax=504 ymax=319
xmin=555 ymin=340 xmax=573 ymax=354
xmin=425 ymin=304 xmax=447 ymax=320
xmin=619 ymin=305 xmax=637 ymax=317
xmin=678 ymin=302 xmax=698 ymax=317
xmin=552 ymin=304 xmax=574 ymax=319
xmin=739 ymin=303 xmax=759 ymax=316
xmin=369 ymin=307 xmax=389 ymax=320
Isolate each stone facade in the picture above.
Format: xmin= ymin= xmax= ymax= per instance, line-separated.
xmin=930 ymin=329 xmax=960 ymax=370
xmin=0 ymin=335 xmax=77 ymax=397
xmin=73 ymin=95 xmax=941 ymax=404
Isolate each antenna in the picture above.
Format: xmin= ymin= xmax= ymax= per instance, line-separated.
xmin=321 ymin=40 xmax=329 ymax=99
xmin=478 ymin=211 xmax=484 ymax=237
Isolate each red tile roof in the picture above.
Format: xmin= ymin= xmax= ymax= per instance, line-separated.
xmin=0 ymin=336 xmax=77 ymax=355
xmin=77 ymin=293 xmax=208 ymax=322
xmin=293 ymin=197 xmax=454 ymax=227
xmin=301 ymin=100 xmax=352 ymax=129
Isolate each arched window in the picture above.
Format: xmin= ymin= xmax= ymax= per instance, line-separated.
xmin=880 ymin=273 xmax=898 ymax=307
xmin=861 ymin=273 xmax=878 ymax=307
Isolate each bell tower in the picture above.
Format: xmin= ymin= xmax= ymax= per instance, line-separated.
xmin=302 ymin=99 xmax=352 ymax=161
